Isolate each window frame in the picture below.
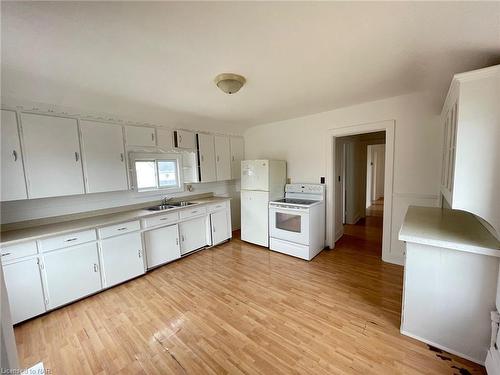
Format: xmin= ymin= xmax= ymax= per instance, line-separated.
xmin=130 ymin=152 xmax=184 ymax=193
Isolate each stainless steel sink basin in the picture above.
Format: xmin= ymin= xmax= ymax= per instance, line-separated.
xmin=168 ymin=201 xmax=196 ymax=207
xmin=147 ymin=205 xmax=175 ymax=211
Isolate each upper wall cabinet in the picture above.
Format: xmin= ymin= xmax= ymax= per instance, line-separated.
xmin=197 ymin=133 xmax=217 ymax=182
xmin=1 ymin=110 xmax=27 ymax=201
xmin=230 ymin=137 xmax=245 ymax=180
xmin=156 ymin=128 xmax=173 ymax=151
xmin=125 ymin=125 xmax=156 ymax=147
xmin=174 ymin=130 xmax=196 ymax=149
xmin=215 ymin=135 xmax=231 ymax=181
xmin=20 ymin=113 xmax=85 ymax=199
xmin=440 ymin=65 xmax=500 ymax=237
xmin=80 ymin=121 xmax=128 ymax=193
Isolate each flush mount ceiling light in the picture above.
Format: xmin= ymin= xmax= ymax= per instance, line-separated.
xmin=214 ymin=73 xmax=246 ymax=94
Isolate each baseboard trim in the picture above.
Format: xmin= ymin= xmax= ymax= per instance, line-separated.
xmin=400 ymin=329 xmax=484 ymax=365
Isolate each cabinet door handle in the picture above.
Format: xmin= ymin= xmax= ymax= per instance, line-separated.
xmin=181 ymin=235 xmax=185 ymax=242
xmin=93 ymin=263 xmax=98 ymax=272
xmin=75 ymin=152 xmax=79 ymax=162
xmin=176 ymin=238 xmax=179 ymax=245
xmin=1 ymin=252 xmax=11 ymax=257
xmin=120 ymin=153 xmax=124 ymax=162
xmin=12 ymin=150 xmax=18 ymax=161
xmin=151 ymin=133 xmax=155 ymax=142
xmin=65 ymin=237 xmax=78 ymax=242
xmin=232 ymin=156 xmax=235 ymax=161
xmin=179 ymin=135 xmax=183 ymax=143
xmin=213 ymin=226 xmax=216 ymax=233
xmin=217 ymin=155 xmax=220 ymax=162
xmin=138 ymin=249 xmax=142 ymax=258
xmin=117 ymin=227 xmax=127 ymax=231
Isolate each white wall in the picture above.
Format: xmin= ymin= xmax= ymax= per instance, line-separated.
xmin=344 ymin=140 xmax=366 ymax=225
xmin=245 ymin=91 xmax=441 ymax=265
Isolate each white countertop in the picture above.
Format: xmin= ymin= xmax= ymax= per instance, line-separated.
xmin=0 ymin=196 xmax=231 ymax=246
xmin=399 ymin=206 xmax=500 ymax=257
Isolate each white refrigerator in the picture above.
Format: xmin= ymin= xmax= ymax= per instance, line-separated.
xmin=240 ymin=160 xmax=286 ymax=247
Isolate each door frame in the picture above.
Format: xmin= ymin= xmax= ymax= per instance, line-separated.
xmin=326 ymin=120 xmax=395 ymax=262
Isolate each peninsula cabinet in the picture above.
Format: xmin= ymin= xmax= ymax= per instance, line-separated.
xmin=440 ymin=65 xmax=500 ymax=237
xmin=0 ymin=110 xmax=27 ymax=201
xmin=20 ymin=113 xmax=85 ymax=199
xmin=2 ymin=257 xmax=46 ymax=324
xmin=42 ymin=242 xmax=101 ymax=309
xmin=80 ymin=120 xmax=128 ymax=193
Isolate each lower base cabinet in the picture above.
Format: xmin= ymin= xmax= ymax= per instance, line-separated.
xmin=3 ymin=258 xmax=46 ymax=324
xmin=210 ymin=210 xmax=230 ymax=245
xmin=144 ymin=224 xmax=180 ymax=269
xmin=101 ymin=232 xmax=145 ymax=287
xmin=43 ymin=242 xmax=101 ymax=309
xmin=179 ymin=216 xmax=209 ymax=255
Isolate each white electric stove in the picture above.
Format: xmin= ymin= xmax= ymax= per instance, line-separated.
xmin=269 ymin=183 xmax=325 ymax=260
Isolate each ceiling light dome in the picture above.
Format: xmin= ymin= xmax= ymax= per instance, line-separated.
xmin=214 ymin=73 xmax=246 ymax=94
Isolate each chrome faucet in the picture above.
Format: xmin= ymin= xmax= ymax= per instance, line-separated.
xmin=161 ymin=195 xmax=173 ymax=206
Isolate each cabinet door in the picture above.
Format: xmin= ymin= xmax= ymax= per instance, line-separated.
xmin=43 ymin=242 xmax=101 ymax=309
xmin=80 ymin=121 xmax=128 ymax=193
xmin=174 ymin=130 xmax=196 ymax=149
xmin=230 ymin=137 xmax=245 ymax=180
xmin=179 ymin=216 xmax=208 ymax=255
xmin=197 ymin=134 xmax=217 ymax=182
xmin=20 ymin=113 xmax=84 ymax=199
xmin=125 ymin=125 xmax=156 ymax=147
xmin=215 ymin=135 xmax=231 ymax=181
xmin=211 ymin=210 xmax=230 ymax=245
xmin=157 ymin=128 xmax=173 ymax=151
xmin=100 ymin=232 xmax=145 ymax=287
xmin=1 ymin=110 xmax=27 ymax=201
xmin=144 ymin=224 xmax=180 ymax=268
xmin=3 ymin=258 xmax=46 ymax=324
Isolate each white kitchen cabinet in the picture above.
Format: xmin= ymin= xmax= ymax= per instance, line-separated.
xmin=42 ymin=242 xmax=101 ymax=309
xmin=215 ymin=135 xmax=231 ymax=181
xmin=174 ymin=130 xmax=196 ymax=149
xmin=197 ymin=133 xmax=217 ymax=182
xmin=100 ymin=232 xmax=145 ymax=287
xmin=1 ymin=110 xmax=27 ymax=201
xmin=144 ymin=224 xmax=180 ymax=268
xmin=179 ymin=216 xmax=208 ymax=255
xmin=125 ymin=125 xmax=156 ymax=147
xmin=20 ymin=113 xmax=85 ymax=199
xmin=157 ymin=128 xmax=174 ymax=151
xmin=210 ymin=209 xmax=231 ymax=245
xmin=440 ymin=65 xmax=500 ymax=237
xmin=80 ymin=120 xmax=128 ymax=193
xmin=3 ymin=257 xmax=46 ymax=324
xmin=230 ymin=137 xmax=245 ymax=180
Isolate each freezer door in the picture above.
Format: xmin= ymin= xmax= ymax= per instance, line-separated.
xmin=241 ymin=160 xmax=269 ymax=191
xmin=241 ymin=190 xmax=270 ymax=247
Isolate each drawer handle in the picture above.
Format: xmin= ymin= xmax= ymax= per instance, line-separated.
xmin=192 ymin=210 xmax=198 ymax=214
xmin=1 ymin=252 xmax=11 ymax=257
xmin=181 ymin=235 xmax=185 ymax=242
xmin=160 ymin=217 xmax=169 ymax=221
xmin=117 ymin=227 xmax=128 ymax=231
xmin=65 ymin=238 xmax=78 ymax=242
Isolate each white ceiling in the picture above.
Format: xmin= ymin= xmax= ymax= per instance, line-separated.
xmin=2 ymin=2 xmax=499 ymax=133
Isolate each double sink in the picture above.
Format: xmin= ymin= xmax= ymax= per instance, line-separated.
xmin=147 ymin=201 xmax=197 ymax=211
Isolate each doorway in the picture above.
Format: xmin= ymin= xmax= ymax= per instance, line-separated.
xmin=325 ymin=120 xmax=395 ymax=262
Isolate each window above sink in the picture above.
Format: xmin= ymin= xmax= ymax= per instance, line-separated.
xmin=130 ymin=152 xmax=184 ymax=193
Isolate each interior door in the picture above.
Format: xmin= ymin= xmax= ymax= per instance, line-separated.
xmin=215 ymin=135 xmax=231 ymax=181
xmin=179 ymin=216 xmax=208 ymax=255
xmin=20 ymin=113 xmax=85 ymax=199
xmin=43 ymin=242 xmax=101 ymax=309
xmin=1 ymin=110 xmax=27 ymax=201
xmin=100 ymin=232 xmax=145 ymax=287
xmin=241 ymin=160 xmax=269 ymax=191
xmin=80 ymin=120 xmax=128 ymax=193
xmin=144 ymin=224 xmax=180 ymax=268
xmin=3 ymin=258 xmax=46 ymax=324
xmin=230 ymin=137 xmax=245 ymax=180
xmin=240 ymin=190 xmax=270 ymax=247
xmin=211 ymin=210 xmax=229 ymax=245
xmin=197 ymin=133 xmax=217 ymax=182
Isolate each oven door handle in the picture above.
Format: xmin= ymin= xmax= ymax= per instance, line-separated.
xmin=270 ymin=206 xmax=309 ymax=214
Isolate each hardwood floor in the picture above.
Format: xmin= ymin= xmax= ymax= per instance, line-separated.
xmin=15 ymin=230 xmax=485 ymax=374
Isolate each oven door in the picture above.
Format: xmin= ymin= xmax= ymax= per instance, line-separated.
xmin=269 ymin=205 xmax=309 ymax=245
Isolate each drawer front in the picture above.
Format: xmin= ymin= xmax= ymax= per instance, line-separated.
xmin=38 ymin=229 xmax=97 ymax=252
xmin=99 ymin=220 xmax=141 ymax=239
xmin=179 ymin=206 xmax=207 ymax=220
xmin=143 ymin=211 xmax=179 ymax=228
xmin=207 ymin=201 xmax=228 ymax=213
xmin=0 ymin=241 xmax=38 ymax=262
